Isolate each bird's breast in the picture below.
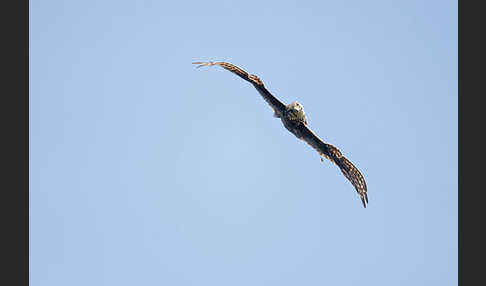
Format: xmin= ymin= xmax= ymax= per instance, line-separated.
xmin=281 ymin=116 xmax=304 ymax=139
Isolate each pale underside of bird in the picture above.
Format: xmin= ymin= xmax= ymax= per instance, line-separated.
xmin=193 ymin=61 xmax=368 ymax=208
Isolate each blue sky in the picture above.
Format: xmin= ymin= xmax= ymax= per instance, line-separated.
xmin=30 ymin=1 xmax=457 ymax=285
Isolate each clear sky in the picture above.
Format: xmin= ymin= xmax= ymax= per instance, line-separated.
xmin=30 ymin=1 xmax=457 ymax=285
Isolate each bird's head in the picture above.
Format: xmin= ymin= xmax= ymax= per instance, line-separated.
xmin=287 ymin=101 xmax=306 ymax=123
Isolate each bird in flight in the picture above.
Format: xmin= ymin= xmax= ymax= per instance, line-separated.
xmin=193 ymin=61 xmax=368 ymax=208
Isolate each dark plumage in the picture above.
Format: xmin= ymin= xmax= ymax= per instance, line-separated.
xmin=193 ymin=61 xmax=368 ymax=208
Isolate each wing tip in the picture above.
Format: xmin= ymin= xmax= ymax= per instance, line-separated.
xmin=192 ymin=61 xmax=216 ymax=68
xmin=359 ymin=190 xmax=368 ymax=208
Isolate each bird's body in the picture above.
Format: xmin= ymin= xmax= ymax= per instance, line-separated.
xmin=193 ymin=61 xmax=368 ymax=208
xmin=280 ymin=101 xmax=308 ymax=138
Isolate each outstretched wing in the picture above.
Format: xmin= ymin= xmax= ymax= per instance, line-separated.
xmin=297 ymin=124 xmax=368 ymax=208
xmin=193 ymin=61 xmax=287 ymax=117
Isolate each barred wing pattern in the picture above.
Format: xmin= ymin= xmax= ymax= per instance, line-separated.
xmin=297 ymin=124 xmax=368 ymax=208
xmin=193 ymin=61 xmax=368 ymax=208
xmin=192 ymin=61 xmax=287 ymax=117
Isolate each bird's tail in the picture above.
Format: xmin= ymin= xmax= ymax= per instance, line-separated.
xmin=192 ymin=61 xmax=217 ymax=68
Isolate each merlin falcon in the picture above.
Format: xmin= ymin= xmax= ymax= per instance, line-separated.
xmin=193 ymin=61 xmax=368 ymax=208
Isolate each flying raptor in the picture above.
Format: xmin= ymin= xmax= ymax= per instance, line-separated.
xmin=193 ymin=61 xmax=368 ymax=208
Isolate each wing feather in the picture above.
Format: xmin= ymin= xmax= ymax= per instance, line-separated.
xmin=297 ymin=124 xmax=368 ymax=208
xmin=193 ymin=61 xmax=368 ymax=208
xmin=193 ymin=61 xmax=287 ymax=116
